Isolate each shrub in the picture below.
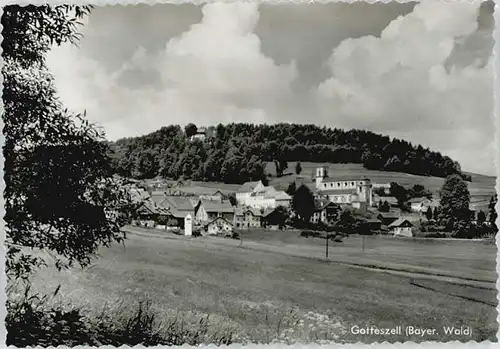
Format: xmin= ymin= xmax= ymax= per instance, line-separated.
xmin=333 ymin=235 xmax=343 ymax=243
xmin=7 ymin=286 xmax=234 ymax=347
xmin=424 ymin=232 xmax=447 ymax=238
xmin=325 ymin=226 xmax=336 ymax=233
xmin=192 ymin=229 xmax=202 ymax=237
xmin=300 ymin=230 xmax=321 ymax=238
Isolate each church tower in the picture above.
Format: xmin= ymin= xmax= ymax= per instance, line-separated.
xmin=315 ymin=166 xmax=328 ymax=190
xmin=357 ymin=180 xmax=373 ymax=206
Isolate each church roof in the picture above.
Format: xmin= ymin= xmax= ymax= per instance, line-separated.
xmin=318 ymin=189 xmax=358 ymax=195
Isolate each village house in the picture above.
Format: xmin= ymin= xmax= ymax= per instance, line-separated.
xmin=190 ymin=126 xmax=207 ymax=142
xmin=310 ymin=199 xmax=341 ymax=225
xmin=189 ymin=126 xmax=217 ymax=142
xmin=195 ymin=199 xmax=235 ymax=223
xmin=372 ymin=183 xmax=391 ymax=195
xmin=389 ymin=218 xmax=413 ymax=237
xmin=234 ymin=207 xmax=263 ymax=229
xmin=204 ymin=216 xmax=233 ymax=236
xmin=132 ymin=199 xmax=170 ymax=228
xmin=315 ymin=166 xmax=373 ymax=207
xmin=199 ymin=190 xmax=227 ymax=201
xmin=377 ymin=212 xmax=400 ymax=226
xmin=130 ymin=187 xmax=152 ymax=203
xmin=359 ymin=218 xmax=383 ymax=234
xmin=262 ymin=208 xmax=287 ymax=230
xmin=236 ymin=180 xmax=291 ymax=210
xmin=372 ymin=195 xmax=399 ymax=208
xmin=152 ymin=194 xmax=198 ymax=228
xmin=408 ymin=197 xmax=433 ymax=212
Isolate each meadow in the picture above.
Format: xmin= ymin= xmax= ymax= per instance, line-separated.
xmin=28 ymin=227 xmax=498 ymax=344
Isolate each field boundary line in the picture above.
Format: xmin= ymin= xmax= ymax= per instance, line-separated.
xmin=409 ymin=280 xmax=497 ymax=307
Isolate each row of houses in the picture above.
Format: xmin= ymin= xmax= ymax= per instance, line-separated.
xmin=130 ymin=166 xmax=419 ymax=237
xmin=372 ymin=195 xmax=440 ymax=213
xmin=130 ymin=187 xmax=289 ymax=235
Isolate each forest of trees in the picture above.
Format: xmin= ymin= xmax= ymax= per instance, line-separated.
xmin=109 ymin=123 xmax=471 ymax=184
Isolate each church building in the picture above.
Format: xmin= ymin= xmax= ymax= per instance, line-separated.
xmin=315 ymin=166 xmax=373 ymax=208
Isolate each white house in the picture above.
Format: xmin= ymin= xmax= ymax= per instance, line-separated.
xmin=310 ymin=199 xmax=341 ymax=225
xmin=234 ymin=208 xmax=263 ymax=229
xmin=408 ymin=197 xmax=432 ymax=212
xmin=236 ymin=181 xmax=291 ymax=210
xmin=236 ymin=180 xmax=265 ymax=203
xmin=372 ymin=183 xmax=391 ymax=195
xmin=195 ymin=199 xmax=235 ymax=223
xmin=190 ymin=126 xmax=207 ymax=142
xmin=389 ymin=218 xmax=413 ymax=237
xmin=204 ymin=217 xmax=233 ymax=236
xmin=315 ymin=166 xmax=373 ymax=207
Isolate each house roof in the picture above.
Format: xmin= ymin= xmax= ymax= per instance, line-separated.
xmin=372 ymin=183 xmax=391 ymax=188
xmin=261 ymin=207 xmax=279 ymax=218
xmin=314 ymin=199 xmax=339 ymax=211
xmin=238 ymin=180 xmax=263 ymax=193
xmin=251 ymin=187 xmax=274 ymax=197
xmin=130 ymin=188 xmax=152 ymax=202
xmin=318 ymin=189 xmax=358 ymax=195
xmin=364 ymin=218 xmax=382 ymax=223
xmin=250 ymin=186 xmax=291 ymax=200
xmin=408 ymin=197 xmax=431 ymax=204
xmin=377 ymin=213 xmax=400 ymax=219
xmin=388 ymin=218 xmax=413 ymax=228
xmin=234 ymin=207 xmax=263 ymax=216
xmin=150 ymin=194 xmax=168 ymax=206
xmin=151 ymin=196 xmax=195 ymax=218
xmin=375 ymin=196 xmax=398 ymax=205
xmin=136 ymin=200 xmax=170 ymax=216
xmin=322 ymin=177 xmax=371 ymax=183
xmin=172 ymin=187 xmax=233 ymax=196
xmin=200 ymin=199 xmax=234 ymax=213
xmin=205 ymin=216 xmax=233 ymax=227
xmin=274 ymin=191 xmax=292 ymax=200
xmin=162 ymin=196 xmax=195 ymax=211
xmin=189 ymin=198 xmax=201 ymax=207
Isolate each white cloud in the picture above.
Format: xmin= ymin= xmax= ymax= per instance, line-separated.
xmin=315 ymin=1 xmax=494 ymax=175
xmin=47 ymin=3 xmax=297 ymax=140
xmin=47 ymin=2 xmax=494 ymax=175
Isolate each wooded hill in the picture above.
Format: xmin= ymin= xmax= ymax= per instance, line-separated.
xmin=108 ymin=123 xmax=471 ymax=184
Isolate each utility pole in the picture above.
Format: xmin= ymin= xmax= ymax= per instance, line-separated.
xmin=325 ymin=232 xmax=329 ymax=259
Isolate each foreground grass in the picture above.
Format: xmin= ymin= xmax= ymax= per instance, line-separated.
xmin=26 ymin=230 xmax=497 ymax=344
xmin=7 ymin=286 xmax=234 ymax=347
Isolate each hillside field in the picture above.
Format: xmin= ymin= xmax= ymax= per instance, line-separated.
xmin=28 ymin=227 xmax=497 ymax=344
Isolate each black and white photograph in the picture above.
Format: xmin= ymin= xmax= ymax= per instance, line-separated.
xmin=2 ymin=0 xmax=498 ymax=346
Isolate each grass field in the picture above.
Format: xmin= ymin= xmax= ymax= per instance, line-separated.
xmin=28 ymin=227 xmax=497 ymax=344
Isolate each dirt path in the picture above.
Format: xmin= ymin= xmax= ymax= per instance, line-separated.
xmin=123 ymin=227 xmax=496 ymax=290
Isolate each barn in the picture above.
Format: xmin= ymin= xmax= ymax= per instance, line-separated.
xmin=389 ymin=218 xmax=413 ymax=237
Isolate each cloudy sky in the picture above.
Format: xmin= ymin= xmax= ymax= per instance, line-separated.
xmin=46 ymin=1 xmax=495 ymax=176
